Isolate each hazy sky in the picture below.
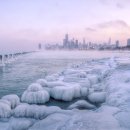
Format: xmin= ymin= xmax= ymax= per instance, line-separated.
xmin=0 ymin=0 xmax=130 ymax=52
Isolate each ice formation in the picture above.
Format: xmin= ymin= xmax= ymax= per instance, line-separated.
xmin=21 ymin=83 xmax=50 ymax=104
xmin=2 ymin=94 xmax=20 ymax=109
xmin=88 ymin=92 xmax=106 ymax=103
xmin=68 ymin=100 xmax=96 ymax=109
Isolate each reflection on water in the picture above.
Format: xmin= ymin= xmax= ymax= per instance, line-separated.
xmin=0 ymin=50 xmax=129 ymax=98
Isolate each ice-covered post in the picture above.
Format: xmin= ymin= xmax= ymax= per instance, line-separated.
xmin=0 ymin=55 xmax=2 ymax=64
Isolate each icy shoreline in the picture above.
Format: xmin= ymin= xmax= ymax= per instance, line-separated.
xmin=0 ymin=57 xmax=130 ymax=130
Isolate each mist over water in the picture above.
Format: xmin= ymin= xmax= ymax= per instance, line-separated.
xmin=0 ymin=50 xmax=129 ymax=98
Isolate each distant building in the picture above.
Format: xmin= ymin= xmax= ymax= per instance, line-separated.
xmin=38 ymin=43 xmax=42 ymax=50
xmin=127 ymin=39 xmax=130 ymax=47
xmin=63 ymin=34 xmax=69 ymax=48
xmin=115 ymin=40 xmax=119 ymax=48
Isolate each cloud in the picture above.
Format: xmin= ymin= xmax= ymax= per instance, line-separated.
xmin=84 ymin=20 xmax=130 ymax=44
xmin=99 ymin=0 xmax=130 ymax=9
xmin=85 ymin=27 xmax=96 ymax=32
xmin=97 ymin=20 xmax=129 ymax=29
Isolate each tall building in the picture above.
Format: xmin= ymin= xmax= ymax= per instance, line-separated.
xmin=115 ymin=40 xmax=119 ymax=48
xmin=38 ymin=43 xmax=42 ymax=50
xmin=108 ymin=38 xmax=111 ymax=45
xmin=63 ymin=34 xmax=69 ymax=48
xmin=127 ymin=39 xmax=130 ymax=47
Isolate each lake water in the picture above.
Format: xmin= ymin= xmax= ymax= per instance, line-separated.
xmin=0 ymin=50 xmax=129 ymax=98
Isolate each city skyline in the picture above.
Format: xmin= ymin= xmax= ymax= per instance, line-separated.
xmin=0 ymin=0 xmax=130 ymax=51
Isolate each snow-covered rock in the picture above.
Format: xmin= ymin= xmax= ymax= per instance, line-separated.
xmin=68 ymin=100 xmax=96 ymax=110
xmin=21 ymin=83 xmax=50 ymax=104
xmin=88 ymin=92 xmax=106 ymax=104
xmin=2 ymin=94 xmax=20 ymax=109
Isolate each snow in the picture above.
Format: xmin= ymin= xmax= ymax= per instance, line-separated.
xmin=88 ymin=92 xmax=106 ymax=104
xmin=68 ymin=100 xmax=96 ymax=110
xmin=2 ymin=94 xmax=20 ymax=109
xmin=21 ymin=83 xmax=50 ymax=104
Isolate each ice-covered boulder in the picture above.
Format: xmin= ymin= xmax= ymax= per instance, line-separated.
xmin=21 ymin=83 xmax=50 ymax=104
xmin=2 ymin=94 xmax=20 ymax=109
xmin=50 ymin=85 xmax=81 ymax=101
xmin=14 ymin=103 xmax=61 ymax=119
xmin=36 ymin=79 xmax=48 ymax=87
xmin=88 ymin=92 xmax=106 ymax=104
xmin=0 ymin=100 xmax=12 ymax=118
xmin=68 ymin=100 xmax=96 ymax=110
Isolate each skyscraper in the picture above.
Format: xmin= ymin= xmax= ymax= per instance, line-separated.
xmin=38 ymin=43 xmax=42 ymax=50
xmin=127 ymin=39 xmax=130 ymax=47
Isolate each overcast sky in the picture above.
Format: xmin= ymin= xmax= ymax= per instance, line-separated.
xmin=0 ymin=0 xmax=130 ymax=52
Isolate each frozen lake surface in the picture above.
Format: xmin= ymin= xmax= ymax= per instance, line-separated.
xmin=0 ymin=50 xmax=129 ymax=97
xmin=0 ymin=50 xmax=130 ymax=130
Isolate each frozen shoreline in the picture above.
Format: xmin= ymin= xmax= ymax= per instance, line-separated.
xmin=0 ymin=56 xmax=130 ymax=130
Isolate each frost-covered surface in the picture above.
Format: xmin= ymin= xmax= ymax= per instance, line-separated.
xmin=0 ymin=56 xmax=130 ymax=130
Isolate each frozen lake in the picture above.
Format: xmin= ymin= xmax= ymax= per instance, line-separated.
xmin=0 ymin=50 xmax=130 ymax=98
xmin=0 ymin=50 xmax=130 ymax=130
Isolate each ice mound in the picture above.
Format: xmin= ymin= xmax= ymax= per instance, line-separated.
xmin=0 ymin=100 xmax=12 ymax=118
xmin=88 ymin=92 xmax=106 ymax=104
xmin=50 ymin=85 xmax=82 ymax=101
xmin=7 ymin=118 xmax=35 ymax=130
xmin=14 ymin=103 xmax=61 ymax=119
xmin=36 ymin=79 xmax=48 ymax=87
xmin=21 ymin=83 xmax=50 ymax=104
xmin=68 ymin=100 xmax=96 ymax=110
xmin=2 ymin=94 xmax=20 ymax=109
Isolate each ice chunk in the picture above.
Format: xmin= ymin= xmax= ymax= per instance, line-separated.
xmin=2 ymin=94 xmax=20 ymax=109
xmin=68 ymin=100 xmax=96 ymax=110
xmin=88 ymin=92 xmax=106 ymax=103
xmin=21 ymin=83 xmax=50 ymax=104
xmin=50 ymin=85 xmax=81 ymax=101
xmin=21 ymin=90 xmax=50 ymax=104
xmin=0 ymin=100 xmax=12 ymax=118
